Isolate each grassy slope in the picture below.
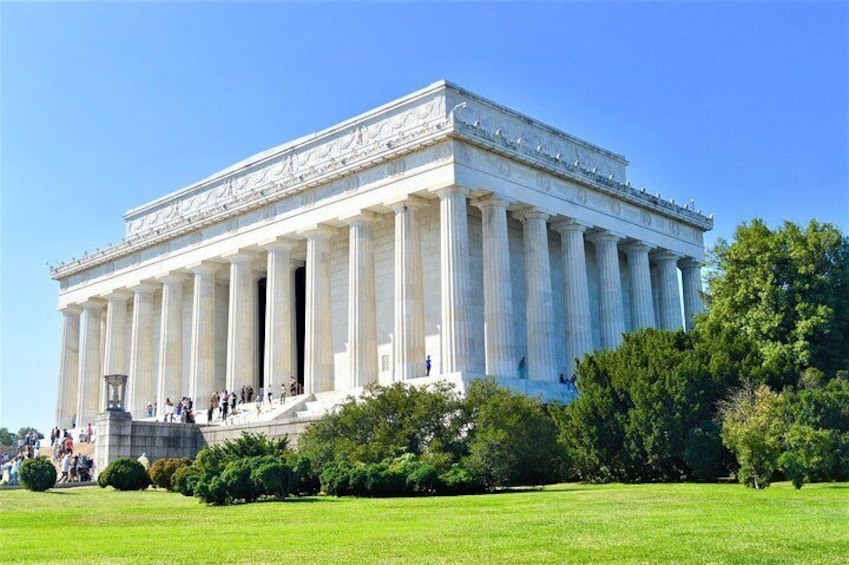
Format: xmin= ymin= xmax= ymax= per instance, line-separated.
xmin=1 ymin=482 xmax=847 ymax=564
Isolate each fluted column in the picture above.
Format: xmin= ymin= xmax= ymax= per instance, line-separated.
xmin=264 ymin=239 xmax=295 ymax=395
xmin=474 ymin=196 xmax=516 ymax=378
xmin=623 ymin=242 xmax=656 ymax=330
xmin=226 ymin=252 xmax=257 ymax=393
xmin=515 ymin=209 xmax=557 ymax=382
xmin=679 ymin=258 xmax=704 ymax=331
xmin=128 ymin=282 xmax=156 ymax=418
xmin=392 ymin=198 xmax=427 ymax=381
xmin=590 ymin=231 xmax=626 ymax=349
xmin=157 ymin=274 xmax=186 ymax=416
xmin=655 ymin=251 xmax=683 ymax=331
xmin=304 ymin=227 xmax=335 ymax=394
xmin=104 ymin=291 xmax=131 ymax=375
xmin=189 ymin=263 xmax=218 ymax=405
xmin=77 ymin=299 xmax=104 ymax=428
xmin=56 ymin=305 xmax=82 ymax=428
xmin=437 ymin=187 xmax=473 ymax=374
xmin=347 ymin=215 xmax=378 ymax=388
xmin=553 ymin=219 xmax=594 ymax=375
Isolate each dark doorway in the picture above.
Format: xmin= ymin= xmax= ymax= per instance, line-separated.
xmin=295 ymin=266 xmax=306 ymax=390
xmin=257 ymin=277 xmax=267 ymax=390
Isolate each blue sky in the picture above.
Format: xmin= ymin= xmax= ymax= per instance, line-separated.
xmin=1 ymin=2 xmax=847 ymax=434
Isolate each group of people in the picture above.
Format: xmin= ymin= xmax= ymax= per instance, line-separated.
xmin=162 ymin=397 xmax=195 ymax=423
xmin=203 ymin=378 xmax=305 ymax=424
xmin=57 ymin=452 xmax=94 ymax=483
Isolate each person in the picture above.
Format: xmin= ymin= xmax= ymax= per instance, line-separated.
xmin=207 ymin=400 xmax=214 ymax=424
xmin=559 ymin=374 xmax=566 ymax=384
xmin=267 ymin=388 xmax=273 ymax=404
xmin=146 ymin=402 xmax=154 ymax=418
xmin=221 ymin=395 xmax=229 ymax=420
xmin=137 ymin=452 xmax=150 ymax=471
xmin=255 ymin=393 xmax=262 ymax=415
xmin=86 ymin=422 xmax=93 ymax=442
xmin=519 ymin=357 xmax=527 ymax=380
xmin=425 ymin=355 xmax=432 ymax=376
xmin=280 ymin=382 xmax=287 ymax=404
xmin=290 ymin=376 xmax=297 ymax=396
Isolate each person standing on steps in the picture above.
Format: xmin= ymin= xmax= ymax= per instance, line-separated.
xmin=425 ymin=355 xmax=432 ymax=376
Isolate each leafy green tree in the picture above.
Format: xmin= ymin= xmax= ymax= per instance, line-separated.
xmin=0 ymin=428 xmax=16 ymax=446
xmin=779 ymin=424 xmax=836 ymax=489
xmin=718 ymin=383 xmax=784 ymax=489
xmin=17 ymin=427 xmax=43 ymax=440
xmin=706 ymin=219 xmax=849 ymax=383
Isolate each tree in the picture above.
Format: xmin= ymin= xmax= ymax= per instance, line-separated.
xmin=718 ymin=383 xmax=784 ymax=489
xmin=706 ymin=219 xmax=849 ymax=383
xmin=0 ymin=428 xmax=15 ymax=446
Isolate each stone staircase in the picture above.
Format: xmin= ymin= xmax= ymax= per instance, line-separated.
xmin=295 ymin=388 xmax=359 ymax=418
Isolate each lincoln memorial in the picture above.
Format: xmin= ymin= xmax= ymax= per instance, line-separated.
xmin=51 ymin=81 xmax=711 ymax=429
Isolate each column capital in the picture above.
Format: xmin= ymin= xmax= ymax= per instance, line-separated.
xmin=340 ymin=210 xmax=379 ymax=225
xmin=513 ymin=207 xmax=549 ymax=223
xmin=104 ymin=289 xmax=134 ymax=303
xmin=586 ymin=230 xmax=623 ymax=245
xmin=472 ymin=193 xmax=513 ymax=211
xmin=621 ymin=241 xmax=654 ymax=254
xmin=433 ymin=185 xmax=469 ymax=200
xmin=551 ymin=218 xmax=590 ymax=234
xmin=187 ymin=261 xmax=222 ymax=276
xmin=82 ymin=298 xmax=106 ymax=311
xmin=157 ymin=272 xmax=189 ymax=285
xmin=223 ymin=250 xmax=260 ymax=265
xmin=130 ymin=281 xmax=159 ymax=295
xmin=652 ymin=250 xmax=683 ymax=263
xmin=387 ymin=194 xmax=429 ymax=213
xmin=258 ymin=236 xmax=298 ymax=252
xmin=678 ymin=257 xmax=704 ymax=269
xmin=59 ymin=304 xmax=83 ymax=316
xmin=298 ymin=224 xmax=336 ymax=240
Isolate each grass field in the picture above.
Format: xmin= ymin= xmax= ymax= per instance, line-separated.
xmin=1 ymin=482 xmax=847 ymax=564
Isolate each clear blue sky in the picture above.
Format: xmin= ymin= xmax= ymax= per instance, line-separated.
xmin=1 ymin=2 xmax=847 ymax=434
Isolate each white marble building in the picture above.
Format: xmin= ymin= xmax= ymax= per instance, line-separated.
xmin=51 ymin=81 xmax=710 ymax=429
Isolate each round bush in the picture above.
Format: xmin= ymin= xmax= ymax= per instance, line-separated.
xmin=406 ymin=463 xmax=440 ymax=495
xmin=100 ymin=458 xmax=151 ymax=491
xmin=220 ymin=459 xmax=260 ymax=503
xmin=251 ymin=457 xmax=293 ymax=500
xmin=171 ymin=465 xmax=197 ymax=497
xmin=149 ymin=457 xmax=192 ymax=491
xmin=20 ymin=457 xmax=57 ymax=492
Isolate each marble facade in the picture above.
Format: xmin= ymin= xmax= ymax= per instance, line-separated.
xmin=51 ymin=81 xmax=711 ymax=428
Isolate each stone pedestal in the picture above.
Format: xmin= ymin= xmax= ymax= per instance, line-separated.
xmin=94 ymin=410 xmax=133 ymax=478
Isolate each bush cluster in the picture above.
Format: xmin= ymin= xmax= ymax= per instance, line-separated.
xmin=174 ymin=433 xmax=318 ymax=505
xmin=98 ymin=458 xmax=150 ymax=491
xmin=149 ymin=457 xmax=192 ymax=491
xmin=319 ymin=454 xmax=485 ymax=498
xmin=20 ymin=457 xmax=57 ymax=492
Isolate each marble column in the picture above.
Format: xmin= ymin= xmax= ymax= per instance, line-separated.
xmin=189 ymin=263 xmax=218 ymax=406
xmin=623 ymin=242 xmax=656 ymax=330
xmin=679 ymin=258 xmax=704 ymax=331
xmin=438 ymin=187 xmax=473 ymax=375
xmin=104 ymin=291 xmax=131 ymax=375
xmin=56 ymin=305 xmax=82 ymax=428
xmin=474 ymin=196 xmax=516 ymax=378
xmin=76 ymin=299 xmax=104 ymax=428
xmin=347 ymin=216 xmax=378 ymax=388
xmin=157 ymin=274 xmax=186 ymax=416
xmin=553 ymin=219 xmax=594 ymax=376
xmin=655 ymin=251 xmax=683 ymax=331
xmin=128 ymin=283 xmax=157 ymax=418
xmin=226 ymin=252 xmax=257 ymax=393
xmin=590 ymin=231 xmax=626 ymax=349
xmin=392 ymin=198 xmax=427 ymax=381
xmin=516 ymin=209 xmax=557 ymax=382
xmin=304 ymin=227 xmax=335 ymax=394
xmin=264 ymin=239 xmax=295 ymax=396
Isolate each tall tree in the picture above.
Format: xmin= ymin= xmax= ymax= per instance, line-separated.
xmin=706 ymin=219 xmax=849 ymax=383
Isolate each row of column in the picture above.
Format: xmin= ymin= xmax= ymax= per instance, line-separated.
xmin=56 ymin=188 xmax=705 ymax=428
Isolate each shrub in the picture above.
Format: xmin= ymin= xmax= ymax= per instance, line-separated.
xmin=290 ymin=455 xmax=320 ymax=496
xmin=99 ymin=458 xmax=151 ymax=491
xmin=149 ymin=457 xmax=192 ymax=491
xmin=220 ymin=459 xmax=260 ymax=504
xmin=20 ymin=457 xmax=57 ymax=492
xmin=171 ymin=465 xmax=197 ymax=496
xmin=779 ymin=424 xmax=836 ymax=489
xmin=438 ymin=466 xmax=485 ymax=496
xmin=251 ymin=456 xmax=293 ymax=500
xmin=406 ymin=463 xmax=440 ymax=495
xmin=320 ymin=462 xmax=352 ymax=497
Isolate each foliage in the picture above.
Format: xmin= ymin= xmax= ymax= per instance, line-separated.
xmin=98 ymin=457 xmax=151 ymax=491
xmin=0 ymin=427 xmax=16 ymax=446
xmin=20 ymin=457 xmax=57 ymax=492
xmin=779 ymin=424 xmax=836 ymax=489
xmin=17 ymin=427 xmax=43 ymax=440
xmin=683 ymin=421 xmax=731 ymax=481
xmin=718 ymin=383 xmax=784 ymax=489
xmin=559 ymin=328 xmax=744 ymax=482
xmin=463 ymin=378 xmax=565 ymax=487
xmin=298 ymin=382 xmax=467 ymax=470
xmin=149 ymin=457 xmax=192 ymax=491
xmin=171 ymin=465 xmax=196 ymax=497
xmin=706 ymin=219 xmax=849 ymax=383
xmin=438 ymin=466 xmax=486 ymax=495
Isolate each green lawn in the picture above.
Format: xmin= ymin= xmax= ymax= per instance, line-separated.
xmin=1 ymin=482 xmax=847 ymax=564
